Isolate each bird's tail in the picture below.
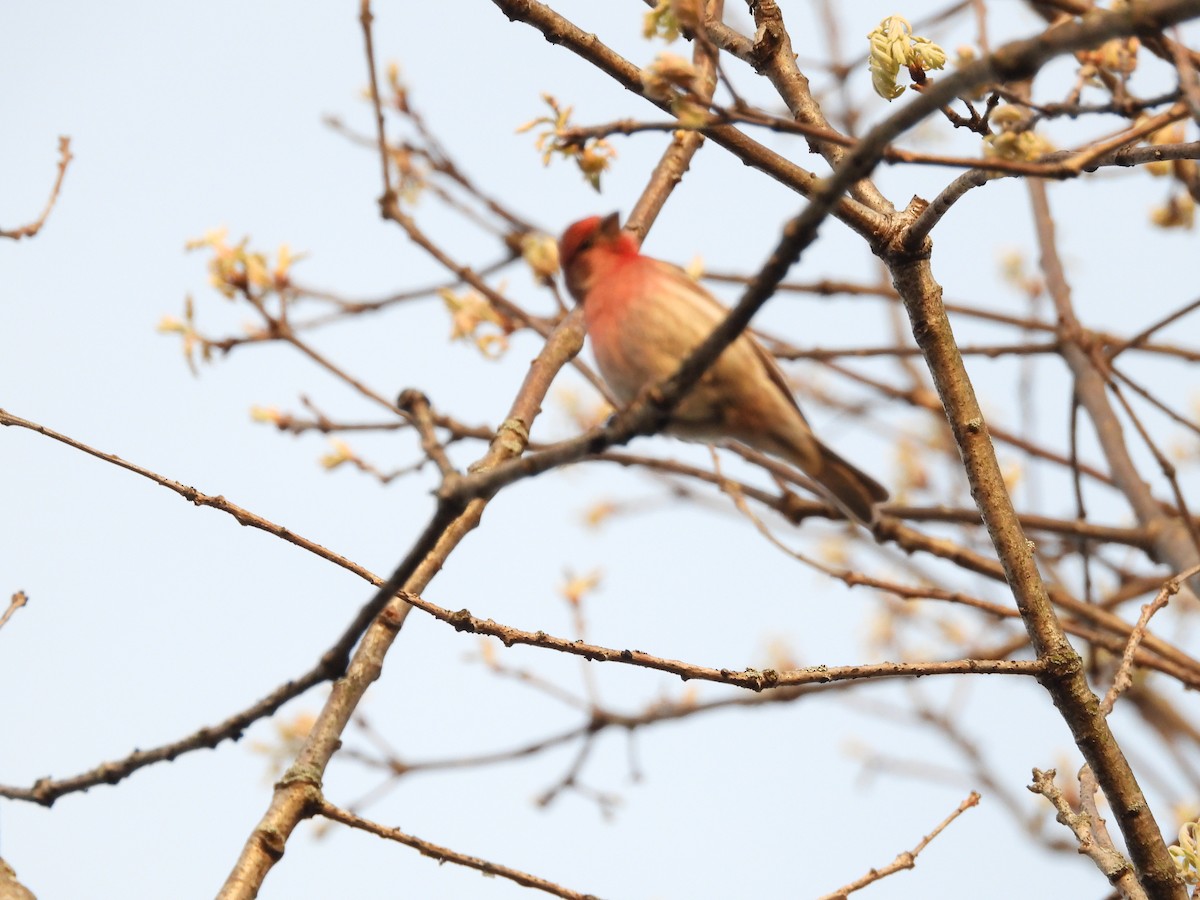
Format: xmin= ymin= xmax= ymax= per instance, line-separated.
xmin=812 ymin=441 xmax=889 ymax=525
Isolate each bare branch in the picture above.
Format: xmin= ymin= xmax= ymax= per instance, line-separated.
xmin=1 ymin=136 xmax=73 ymax=240
xmin=316 ymin=798 xmax=601 ymax=900
xmin=0 ymin=591 xmax=28 ymax=634
xmin=1029 ymin=768 xmax=1145 ymax=898
xmin=818 ymin=791 xmax=981 ymax=899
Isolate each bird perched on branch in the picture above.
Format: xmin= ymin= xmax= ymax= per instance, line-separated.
xmin=559 ymin=212 xmax=888 ymax=524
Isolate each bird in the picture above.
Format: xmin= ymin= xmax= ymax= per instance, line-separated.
xmin=559 ymin=212 xmax=888 ymax=524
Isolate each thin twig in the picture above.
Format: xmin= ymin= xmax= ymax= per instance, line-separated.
xmin=817 ymin=791 xmax=981 ymax=899
xmin=316 ymin=799 xmax=600 ymax=900
xmin=1101 ymin=564 xmax=1200 ymax=715
xmin=1 ymin=137 xmax=73 ymax=240
xmin=403 ymin=589 xmax=1047 ymax=690
xmin=1028 ymin=768 xmax=1144 ymax=898
xmin=0 ymin=592 xmax=28 ymax=633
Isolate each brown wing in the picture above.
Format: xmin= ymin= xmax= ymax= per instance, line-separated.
xmin=748 ymin=331 xmax=811 ymax=426
xmin=649 ymin=261 xmax=809 ymax=418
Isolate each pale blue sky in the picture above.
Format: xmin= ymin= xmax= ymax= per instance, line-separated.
xmin=3 ymin=2 xmax=1197 ymax=897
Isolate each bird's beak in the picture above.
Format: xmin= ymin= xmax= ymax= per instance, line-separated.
xmin=598 ymin=211 xmax=621 ymax=238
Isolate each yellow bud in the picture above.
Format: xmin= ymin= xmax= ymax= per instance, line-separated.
xmin=642 ymin=0 xmax=680 ymax=41
xmin=582 ymin=501 xmax=618 ymax=529
xmin=866 ymin=16 xmax=946 ymax=101
xmin=1077 ymin=36 xmax=1139 ymax=75
xmin=520 ymin=232 xmax=560 ymax=280
xmin=983 ymin=106 xmax=1054 ymax=161
xmin=577 ymin=142 xmax=615 ymax=191
xmin=671 ymin=98 xmax=712 ymax=129
xmin=1170 ymin=820 xmax=1200 ymax=885
xmin=244 ymin=253 xmax=270 ymax=288
xmin=184 ymin=226 xmax=230 ymax=252
xmin=1150 ymin=194 xmax=1195 ymax=229
xmin=1145 ymin=119 xmax=1185 ymax=176
xmin=559 ymin=569 xmax=602 ymax=606
xmin=319 ymin=439 xmax=355 ymax=470
xmin=250 ymin=405 xmax=283 ymax=424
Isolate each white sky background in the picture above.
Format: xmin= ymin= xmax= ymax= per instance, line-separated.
xmin=2 ymin=1 xmax=1199 ymax=897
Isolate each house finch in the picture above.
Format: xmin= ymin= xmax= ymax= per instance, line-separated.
xmin=559 ymin=213 xmax=888 ymax=524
